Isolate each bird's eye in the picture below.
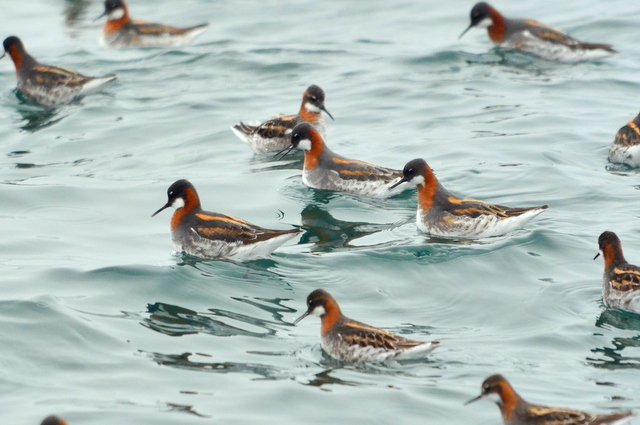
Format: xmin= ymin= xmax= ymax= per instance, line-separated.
xmin=311 ymin=96 xmax=317 ymax=101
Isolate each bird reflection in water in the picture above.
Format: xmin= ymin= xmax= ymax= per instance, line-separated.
xmin=589 ymin=308 xmax=640 ymax=369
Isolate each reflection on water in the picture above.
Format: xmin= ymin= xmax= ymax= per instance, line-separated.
xmin=144 ymin=350 xmax=289 ymax=380
xmin=165 ymin=402 xmax=210 ymax=418
xmin=588 ymin=309 xmax=640 ymax=369
xmin=63 ymin=0 xmax=91 ymax=29
xmin=15 ymin=103 xmax=69 ymax=132
xmin=143 ymin=301 xmax=288 ymax=338
xmin=250 ymin=151 xmax=304 ymax=173
xmin=300 ymin=204 xmax=404 ymax=252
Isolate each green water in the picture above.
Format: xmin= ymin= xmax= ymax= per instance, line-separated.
xmin=1 ymin=0 xmax=640 ymax=424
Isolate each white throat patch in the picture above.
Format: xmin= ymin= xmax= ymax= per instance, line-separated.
xmin=477 ymin=17 xmax=493 ymax=28
xmin=410 ymin=174 xmax=425 ymax=187
xmin=305 ymin=102 xmax=322 ymax=113
xmin=108 ymin=7 xmax=125 ymax=20
xmin=485 ymin=392 xmax=502 ymax=405
xmin=297 ymin=139 xmax=312 ymax=151
xmin=172 ymin=197 xmax=185 ymax=209
xmin=311 ymin=305 xmax=326 ymax=317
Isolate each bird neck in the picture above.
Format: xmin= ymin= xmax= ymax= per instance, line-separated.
xmin=497 ymin=382 xmax=521 ymax=421
xmin=299 ymin=102 xmax=322 ymax=124
xmin=417 ymin=166 xmax=439 ymax=211
xmin=303 ymin=132 xmax=326 ymax=170
xmin=487 ymin=7 xmax=506 ymax=42
xmin=603 ymin=242 xmax=626 ymax=270
xmin=170 ymin=188 xmax=201 ymax=231
xmin=105 ymin=6 xmax=130 ymax=32
xmin=320 ymin=298 xmax=342 ymax=336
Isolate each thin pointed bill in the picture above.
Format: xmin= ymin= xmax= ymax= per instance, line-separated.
xmin=293 ymin=310 xmax=310 ymax=325
xmin=464 ymin=394 xmax=483 ymax=406
xmin=459 ymin=24 xmax=473 ymax=40
xmin=321 ymin=106 xmax=334 ymax=120
xmin=594 ymin=252 xmax=601 ymax=260
xmin=389 ymin=177 xmax=409 ymax=190
xmin=0 ymin=51 xmax=5 ymax=60
xmin=275 ymin=144 xmax=296 ymax=160
xmin=93 ymin=11 xmax=107 ymax=22
xmin=152 ymin=202 xmax=171 ymax=217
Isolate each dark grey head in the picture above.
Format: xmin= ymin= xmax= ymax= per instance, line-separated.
xmin=96 ymin=0 xmax=127 ymax=21
xmin=275 ymin=122 xmax=319 ymax=160
xmin=152 ymin=179 xmax=200 ymax=217
xmin=41 ymin=416 xmax=68 ymax=425
xmin=465 ymin=374 xmax=510 ymax=406
xmin=2 ymin=36 xmax=24 ymax=54
xmin=302 ymin=85 xmax=333 ymax=120
xmin=293 ymin=289 xmax=337 ymax=325
xmin=459 ymin=2 xmax=494 ymax=39
xmin=389 ymin=158 xmax=430 ymax=189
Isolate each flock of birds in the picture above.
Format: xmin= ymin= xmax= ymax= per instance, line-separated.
xmin=2 ymin=1 xmax=639 ymax=424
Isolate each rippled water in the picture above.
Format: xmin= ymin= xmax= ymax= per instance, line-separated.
xmin=2 ymin=0 xmax=640 ymax=424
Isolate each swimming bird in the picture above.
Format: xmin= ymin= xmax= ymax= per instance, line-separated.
xmin=41 ymin=416 xmax=68 ymax=425
xmin=97 ymin=0 xmax=209 ymax=48
xmin=294 ymin=289 xmax=440 ymax=363
xmin=459 ymin=2 xmax=616 ymax=62
xmin=278 ymin=122 xmax=408 ymax=198
xmin=595 ymin=231 xmax=640 ymax=315
xmin=1 ymin=36 xmax=116 ymax=108
xmin=608 ymin=112 xmax=640 ymax=167
xmin=466 ymin=374 xmax=634 ymax=425
xmin=232 ymin=85 xmax=333 ymax=154
xmin=390 ymin=158 xmax=547 ymax=238
xmin=152 ymin=179 xmax=301 ymax=260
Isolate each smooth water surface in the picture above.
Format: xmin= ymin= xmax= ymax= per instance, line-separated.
xmin=2 ymin=0 xmax=640 ymax=424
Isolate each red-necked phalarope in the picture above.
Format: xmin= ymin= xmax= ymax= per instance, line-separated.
xmin=152 ymin=179 xmax=301 ymax=260
xmin=595 ymin=231 xmax=640 ymax=315
xmin=390 ymin=158 xmax=547 ymax=238
xmin=294 ymin=289 xmax=440 ymax=363
xmin=232 ymin=85 xmax=333 ymax=154
xmin=278 ymin=122 xmax=410 ymax=198
xmin=466 ymin=374 xmax=634 ymax=425
xmin=97 ymin=0 xmax=209 ymax=48
xmin=1 ymin=36 xmax=116 ymax=108
xmin=459 ymin=2 xmax=616 ymax=62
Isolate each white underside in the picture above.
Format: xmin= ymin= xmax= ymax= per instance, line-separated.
xmin=604 ymin=281 xmax=640 ymax=315
xmin=173 ymin=228 xmax=299 ymax=261
xmin=101 ymin=24 xmax=209 ymax=48
xmin=20 ymin=75 xmax=116 ymax=107
xmin=417 ymin=207 xmax=545 ymax=238
xmin=322 ymin=335 xmax=439 ymax=363
xmin=609 ymin=144 xmax=640 ymax=167
xmin=78 ymin=75 xmax=117 ymax=96
xmin=303 ymin=169 xmax=408 ymax=199
xmin=232 ymin=118 xmax=327 ymax=154
xmin=501 ymin=30 xmax=615 ymax=62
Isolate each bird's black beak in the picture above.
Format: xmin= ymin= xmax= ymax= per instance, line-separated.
xmin=594 ymin=252 xmax=601 ymax=260
xmin=464 ymin=394 xmax=483 ymax=406
xmin=152 ymin=202 xmax=171 ymax=217
xmin=0 ymin=51 xmax=5 ymax=60
xmin=276 ymin=143 xmax=296 ymax=160
xmin=293 ymin=309 xmax=310 ymax=325
xmin=389 ymin=176 xmax=409 ymax=190
xmin=94 ymin=10 xmax=107 ymax=22
xmin=459 ymin=24 xmax=473 ymax=40
xmin=321 ymin=106 xmax=334 ymax=120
